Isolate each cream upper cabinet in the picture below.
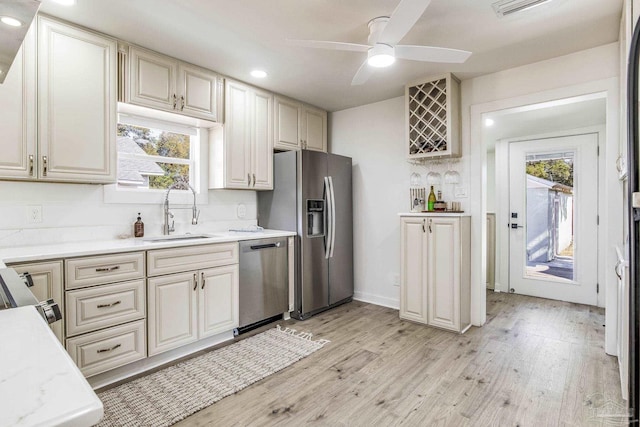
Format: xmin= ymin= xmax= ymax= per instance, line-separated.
xmin=128 ymin=46 xmax=178 ymax=111
xmin=0 ymin=25 xmax=36 ymax=180
xmin=38 ymin=16 xmax=117 ymax=183
xmin=399 ymin=215 xmax=471 ymax=333
xmin=406 ymin=73 xmax=461 ymax=159
xmin=274 ymin=96 xmax=327 ymax=152
xmin=127 ymin=46 xmax=221 ymax=122
xmin=11 ymin=261 xmax=64 ymax=343
xmin=209 ymin=80 xmax=273 ymax=190
xmin=274 ymin=96 xmax=301 ymax=150
xmin=301 ymin=105 xmax=327 ymax=152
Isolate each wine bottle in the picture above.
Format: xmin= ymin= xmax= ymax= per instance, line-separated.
xmin=428 ymin=186 xmax=436 ymax=211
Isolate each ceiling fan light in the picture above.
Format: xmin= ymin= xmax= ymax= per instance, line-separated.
xmin=368 ymin=54 xmax=395 ymax=68
xmin=367 ymin=44 xmax=395 ymax=68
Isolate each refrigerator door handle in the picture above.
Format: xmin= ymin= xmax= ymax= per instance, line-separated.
xmin=328 ymin=176 xmax=337 ymax=258
xmin=324 ymin=176 xmax=333 ymax=259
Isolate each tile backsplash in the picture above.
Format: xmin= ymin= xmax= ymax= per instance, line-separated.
xmin=0 ymin=181 xmax=257 ymax=248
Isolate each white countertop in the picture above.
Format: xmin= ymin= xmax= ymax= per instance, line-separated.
xmin=0 ymin=307 xmax=103 ymax=427
xmin=0 ymin=229 xmax=296 ymax=267
xmin=398 ymin=212 xmax=470 ymax=217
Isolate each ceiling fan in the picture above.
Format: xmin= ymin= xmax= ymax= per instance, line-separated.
xmin=287 ymin=0 xmax=472 ymax=86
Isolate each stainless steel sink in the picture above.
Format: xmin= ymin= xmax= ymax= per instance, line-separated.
xmin=142 ymin=234 xmax=213 ymax=243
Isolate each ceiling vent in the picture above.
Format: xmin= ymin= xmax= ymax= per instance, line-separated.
xmin=492 ymin=0 xmax=553 ymax=17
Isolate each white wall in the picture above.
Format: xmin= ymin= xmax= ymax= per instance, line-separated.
xmin=330 ymin=41 xmax=621 ymax=321
xmin=486 ymin=150 xmax=496 ymax=212
xmin=330 ymin=96 xmax=407 ymax=308
xmin=466 ymin=42 xmax=621 ymax=353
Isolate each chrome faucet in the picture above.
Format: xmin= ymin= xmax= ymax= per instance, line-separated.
xmin=163 ymin=180 xmax=200 ymax=235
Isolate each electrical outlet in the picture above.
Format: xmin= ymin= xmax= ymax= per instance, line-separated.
xmin=454 ymin=186 xmax=469 ymax=198
xmin=393 ymin=274 xmax=400 ymax=287
xmin=27 ymin=205 xmax=42 ymax=224
xmin=236 ymin=203 xmax=247 ymax=219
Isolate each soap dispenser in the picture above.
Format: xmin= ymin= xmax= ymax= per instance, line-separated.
xmin=134 ymin=213 xmax=144 ymax=238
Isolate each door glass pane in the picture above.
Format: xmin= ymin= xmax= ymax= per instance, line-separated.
xmin=525 ymin=151 xmax=575 ymax=281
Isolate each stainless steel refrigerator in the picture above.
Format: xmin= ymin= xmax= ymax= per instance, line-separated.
xmin=258 ymin=150 xmax=353 ymax=320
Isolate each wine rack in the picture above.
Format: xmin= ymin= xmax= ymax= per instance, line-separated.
xmin=405 ymin=73 xmax=461 ymax=159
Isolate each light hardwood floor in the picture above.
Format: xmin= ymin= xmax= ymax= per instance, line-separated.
xmin=172 ymin=292 xmax=625 ymax=426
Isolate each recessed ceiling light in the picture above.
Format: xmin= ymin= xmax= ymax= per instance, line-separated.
xmin=50 ymin=0 xmax=77 ymax=6
xmin=250 ymin=70 xmax=267 ymax=78
xmin=485 ymin=118 xmax=495 ymax=127
xmin=0 ymin=16 xmax=23 ymax=27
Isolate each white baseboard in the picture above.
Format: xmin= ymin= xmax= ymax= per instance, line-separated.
xmin=353 ymin=291 xmax=399 ymax=310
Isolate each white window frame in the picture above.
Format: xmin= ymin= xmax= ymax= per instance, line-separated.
xmin=104 ymin=111 xmax=209 ymax=205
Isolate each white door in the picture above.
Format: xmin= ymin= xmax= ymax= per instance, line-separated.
xmin=224 ymin=80 xmax=252 ymax=188
xmin=198 ymin=265 xmax=239 ymax=339
xmin=302 ymin=106 xmax=327 ymax=152
xmin=38 ymin=16 xmax=116 ymax=183
xmin=0 ymin=25 xmax=36 ymax=180
xmin=178 ymin=63 xmax=220 ymax=121
xmin=427 ymin=217 xmax=460 ymax=331
xmin=399 ymin=217 xmax=428 ymax=323
xmin=148 ymin=272 xmax=198 ymax=356
xmin=508 ymin=133 xmax=598 ymax=305
xmin=251 ymin=88 xmax=273 ymax=190
xmin=273 ymin=97 xmax=300 ymax=150
xmin=128 ymin=46 xmax=178 ymax=112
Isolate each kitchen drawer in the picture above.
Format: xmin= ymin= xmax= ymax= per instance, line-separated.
xmin=66 ymin=252 xmax=145 ymax=289
xmin=66 ymin=279 xmax=146 ymax=337
xmin=66 ymin=320 xmax=146 ymax=377
xmin=147 ymin=243 xmax=238 ymax=276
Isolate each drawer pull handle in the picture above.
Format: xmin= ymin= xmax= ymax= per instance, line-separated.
xmin=193 ymin=273 xmax=197 ymax=291
xmin=97 ymin=300 xmax=121 ymax=308
xmin=201 ymin=272 xmax=205 ymax=289
xmin=95 ymin=265 xmax=120 ymax=272
xmin=97 ymin=344 xmax=121 ymax=354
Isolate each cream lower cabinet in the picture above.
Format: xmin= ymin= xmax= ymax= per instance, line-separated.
xmin=399 ymin=215 xmax=471 ymax=333
xmin=209 ymin=80 xmax=273 ymax=190
xmin=147 ymin=243 xmax=239 ymax=356
xmin=147 ymin=265 xmax=239 ymax=356
xmin=63 ymin=251 xmax=147 ymax=377
xmin=10 ymin=260 xmax=64 ymax=343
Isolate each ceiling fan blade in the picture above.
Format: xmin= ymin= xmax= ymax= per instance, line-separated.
xmin=395 ymin=45 xmax=472 ymax=63
xmin=351 ymin=59 xmax=375 ymax=86
xmin=286 ymin=39 xmax=370 ymax=52
xmin=378 ymin=0 xmax=433 ymax=45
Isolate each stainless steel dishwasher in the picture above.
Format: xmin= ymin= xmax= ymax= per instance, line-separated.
xmin=237 ymin=237 xmax=288 ymax=333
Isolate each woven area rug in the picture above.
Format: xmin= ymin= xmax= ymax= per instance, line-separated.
xmin=97 ymin=325 xmax=329 ymax=427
